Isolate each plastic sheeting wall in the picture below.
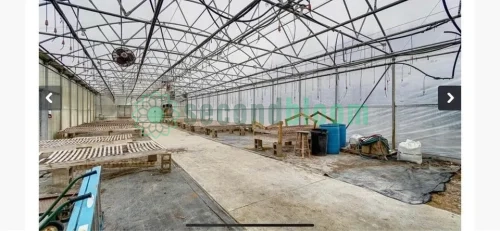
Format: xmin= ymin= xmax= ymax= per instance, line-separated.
xmin=187 ymin=55 xmax=461 ymax=159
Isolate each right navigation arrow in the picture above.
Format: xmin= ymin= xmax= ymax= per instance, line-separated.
xmin=447 ymin=93 xmax=454 ymax=103
xmin=438 ymin=86 xmax=461 ymax=111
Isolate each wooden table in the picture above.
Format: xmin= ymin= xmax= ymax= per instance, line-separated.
xmin=295 ymin=131 xmax=311 ymax=158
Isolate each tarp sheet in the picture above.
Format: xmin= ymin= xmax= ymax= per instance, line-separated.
xmin=324 ymin=165 xmax=460 ymax=204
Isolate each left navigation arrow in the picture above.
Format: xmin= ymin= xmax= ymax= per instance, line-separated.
xmin=46 ymin=92 xmax=53 ymax=103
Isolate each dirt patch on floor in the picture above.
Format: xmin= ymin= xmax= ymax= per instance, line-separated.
xmin=427 ymin=170 xmax=461 ymax=214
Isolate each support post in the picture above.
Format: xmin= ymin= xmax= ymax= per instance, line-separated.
xmin=68 ymin=78 xmax=72 ymax=127
xmin=298 ymin=75 xmax=302 ymax=125
xmin=226 ymin=90 xmax=229 ymax=123
xmin=216 ymin=93 xmax=219 ymax=122
xmin=238 ymin=89 xmax=241 ymax=124
xmin=41 ymin=64 xmax=49 ymax=140
xmin=201 ymin=97 xmax=204 ymax=122
xmin=76 ymin=86 xmax=79 ymax=125
xmin=391 ymin=58 xmax=396 ymax=150
xmin=271 ymin=81 xmax=275 ymax=124
xmin=334 ymin=69 xmax=338 ymax=121
xmin=59 ymin=73 xmax=63 ymax=129
xmin=252 ymin=86 xmax=256 ymax=124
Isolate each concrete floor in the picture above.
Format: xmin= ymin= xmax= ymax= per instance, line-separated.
xmin=154 ymin=127 xmax=461 ymax=231
xmin=100 ymin=165 xmax=240 ymax=231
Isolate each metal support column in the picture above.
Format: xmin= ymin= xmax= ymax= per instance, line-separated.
xmin=68 ymin=78 xmax=72 ymax=127
xmin=298 ymin=76 xmax=302 ymax=125
xmin=226 ymin=90 xmax=229 ymax=123
xmin=99 ymin=94 xmax=102 ymax=119
xmin=391 ymin=58 xmax=396 ymax=150
xmin=87 ymin=90 xmax=90 ymax=122
xmin=238 ymin=89 xmax=241 ymax=124
xmin=335 ymin=70 xmax=339 ymax=121
xmin=59 ymin=73 xmax=63 ymax=130
xmin=271 ymin=81 xmax=275 ymax=124
xmin=216 ymin=94 xmax=219 ymax=122
xmin=41 ymin=64 xmax=49 ymax=140
xmin=252 ymin=86 xmax=256 ymax=123
xmin=201 ymin=96 xmax=204 ymax=121
xmin=186 ymin=96 xmax=189 ymax=119
xmin=76 ymin=86 xmax=79 ymax=125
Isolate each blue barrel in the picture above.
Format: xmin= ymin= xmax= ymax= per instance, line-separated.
xmin=319 ymin=124 xmax=340 ymax=154
xmin=338 ymin=124 xmax=346 ymax=148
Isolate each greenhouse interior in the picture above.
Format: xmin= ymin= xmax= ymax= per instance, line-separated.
xmin=38 ymin=0 xmax=461 ymax=230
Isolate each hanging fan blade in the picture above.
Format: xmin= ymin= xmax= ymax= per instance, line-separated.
xmin=112 ymin=47 xmax=136 ymax=67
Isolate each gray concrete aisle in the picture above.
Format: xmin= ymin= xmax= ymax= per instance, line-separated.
xmin=154 ymin=127 xmax=460 ymax=231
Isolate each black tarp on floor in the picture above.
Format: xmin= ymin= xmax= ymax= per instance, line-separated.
xmin=324 ymin=165 xmax=460 ymax=204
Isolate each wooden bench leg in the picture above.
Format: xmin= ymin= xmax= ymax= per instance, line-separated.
xmin=211 ymin=130 xmax=218 ymax=138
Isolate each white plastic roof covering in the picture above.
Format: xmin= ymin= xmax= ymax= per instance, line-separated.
xmin=39 ymin=0 xmax=461 ymax=101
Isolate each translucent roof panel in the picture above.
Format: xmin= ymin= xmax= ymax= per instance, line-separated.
xmin=39 ymin=0 xmax=461 ymax=100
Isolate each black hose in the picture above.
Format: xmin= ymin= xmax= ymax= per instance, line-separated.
xmin=451 ymin=44 xmax=461 ymax=79
xmin=442 ymin=0 xmax=461 ymax=33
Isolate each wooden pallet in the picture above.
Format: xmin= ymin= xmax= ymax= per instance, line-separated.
xmin=40 ymin=134 xmax=134 ymax=151
xmin=39 ymin=140 xmax=168 ymax=171
xmin=56 ymin=119 xmax=144 ymax=139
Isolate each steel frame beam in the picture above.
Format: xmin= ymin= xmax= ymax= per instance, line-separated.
xmin=39 ymin=0 xmax=460 ymax=99
xmin=178 ymin=0 xmax=408 ymax=93
xmin=49 ymin=0 xmax=114 ymax=100
xmin=138 ymin=0 xmax=262 ymax=98
xmin=128 ymin=0 xmax=165 ymax=98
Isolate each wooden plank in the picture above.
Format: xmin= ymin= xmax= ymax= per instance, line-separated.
xmin=40 ymin=149 xmax=170 ymax=171
xmin=310 ymin=111 xmax=335 ymax=124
